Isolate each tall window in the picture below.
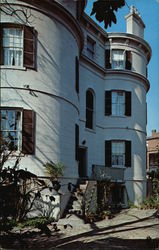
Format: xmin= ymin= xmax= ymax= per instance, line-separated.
xmin=105 ymin=49 xmax=132 ymax=70
xmin=3 ymin=28 xmax=23 ymax=66
xmin=112 ymin=91 xmax=125 ymax=116
xmin=0 ymin=109 xmax=35 ymax=154
xmin=86 ymin=89 xmax=94 ymax=129
xmin=105 ymin=90 xmax=131 ymax=117
xmin=1 ymin=110 xmax=22 ymax=150
xmin=87 ymin=37 xmax=95 ymax=59
xmin=112 ymin=141 xmax=125 ymax=166
xmin=0 ymin=24 xmax=36 ymax=69
xmin=149 ymin=153 xmax=159 ymax=168
xmin=112 ymin=50 xmax=125 ymax=69
xmin=105 ymin=140 xmax=131 ymax=167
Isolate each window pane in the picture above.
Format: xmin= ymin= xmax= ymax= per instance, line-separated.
xmin=14 ymin=112 xmax=21 ymax=131
xmin=1 ymin=110 xmax=6 ymax=119
xmin=112 ymin=50 xmax=124 ymax=69
xmin=3 ymin=28 xmax=23 ymax=66
xmin=7 ymin=111 xmax=15 ymax=130
xmin=87 ymin=39 xmax=94 ymax=52
xmin=86 ymin=91 xmax=93 ymax=109
xmin=112 ymin=142 xmax=125 ymax=166
xmin=87 ymin=38 xmax=95 ymax=59
xmin=0 ymin=110 xmax=22 ymax=150
xmin=112 ymin=91 xmax=125 ymax=116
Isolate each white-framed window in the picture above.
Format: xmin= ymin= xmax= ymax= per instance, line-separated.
xmin=112 ymin=141 xmax=125 ymax=167
xmin=87 ymin=37 xmax=95 ymax=59
xmin=0 ymin=24 xmax=36 ymax=69
xmin=1 ymin=110 xmax=22 ymax=151
xmin=3 ymin=28 xmax=23 ymax=66
xmin=112 ymin=91 xmax=125 ymax=116
xmin=105 ymin=90 xmax=131 ymax=117
xmin=105 ymin=140 xmax=131 ymax=168
xmin=112 ymin=50 xmax=125 ymax=69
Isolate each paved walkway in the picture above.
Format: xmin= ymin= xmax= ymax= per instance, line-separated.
xmin=0 ymin=209 xmax=159 ymax=249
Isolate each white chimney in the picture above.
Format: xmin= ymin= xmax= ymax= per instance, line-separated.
xmin=125 ymin=6 xmax=145 ymax=39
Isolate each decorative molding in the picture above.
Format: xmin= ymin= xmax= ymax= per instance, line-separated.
xmin=80 ymin=54 xmax=150 ymax=92
xmin=0 ymin=86 xmax=79 ymax=114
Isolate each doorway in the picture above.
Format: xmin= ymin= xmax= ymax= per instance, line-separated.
xmin=79 ymin=147 xmax=87 ymax=178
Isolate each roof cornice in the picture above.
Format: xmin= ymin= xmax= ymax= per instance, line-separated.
xmin=80 ymin=54 xmax=150 ymax=92
xmin=107 ymin=33 xmax=152 ymax=62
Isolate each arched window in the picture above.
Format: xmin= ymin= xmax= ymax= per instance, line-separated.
xmin=86 ymin=89 xmax=95 ymax=129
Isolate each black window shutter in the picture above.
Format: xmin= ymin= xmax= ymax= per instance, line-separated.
xmin=146 ymin=102 xmax=147 ymax=125
xmin=125 ymin=51 xmax=132 ymax=70
xmin=125 ymin=91 xmax=131 ymax=116
xmin=0 ymin=25 xmax=3 ymax=65
xmin=146 ymin=67 xmax=148 ymax=78
xmin=105 ymin=49 xmax=111 ymax=69
xmin=22 ymin=110 xmax=35 ymax=154
xmin=105 ymin=91 xmax=112 ymax=116
xmin=75 ymin=56 xmax=79 ymax=94
xmin=24 ymin=26 xmax=36 ymax=69
xmin=125 ymin=141 xmax=131 ymax=167
xmin=75 ymin=124 xmax=79 ymax=161
xmin=76 ymin=0 xmax=81 ymax=20
xmin=86 ymin=90 xmax=94 ymax=129
xmin=105 ymin=141 xmax=112 ymax=167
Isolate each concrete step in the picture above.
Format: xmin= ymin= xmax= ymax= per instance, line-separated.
xmin=79 ymin=184 xmax=87 ymax=191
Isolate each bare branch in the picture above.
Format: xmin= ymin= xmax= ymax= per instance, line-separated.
xmin=0 ymin=0 xmax=37 ymax=24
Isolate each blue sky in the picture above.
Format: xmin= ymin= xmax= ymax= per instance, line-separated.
xmin=85 ymin=0 xmax=159 ymax=136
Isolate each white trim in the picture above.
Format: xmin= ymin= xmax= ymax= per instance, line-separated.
xmin=0 ymin=65 xmax=26 ymax=70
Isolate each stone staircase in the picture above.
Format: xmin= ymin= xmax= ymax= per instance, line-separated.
xmin=63 ymin=179 xmax=97 ymax=218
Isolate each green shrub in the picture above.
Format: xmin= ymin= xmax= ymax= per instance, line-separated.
xmin=140 ymin=196 xmax=159 ymax=209
xmin=44 ymin=161 xmax=64 ymax=178
xmin=18 ymin=217 xmax=54 ymax=229
xmin=128 ymin=200 xmax=138 ymax=208
xmin=0 ymin=219 xmax=17 ymax=232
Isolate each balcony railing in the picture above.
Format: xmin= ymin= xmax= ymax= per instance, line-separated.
xmin=92 ymin=165 xmax=125 ymax=182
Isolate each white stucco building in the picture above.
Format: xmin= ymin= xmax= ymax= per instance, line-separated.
xmin=0 ymin=0 xmax=151 ymax=214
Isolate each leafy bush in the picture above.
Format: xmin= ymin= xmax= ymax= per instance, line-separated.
xmin=85 ymin=209 xmax=112 ymax=223
xmin=140 ymin=196 xmax=159 ymax=209
xmin=128 ymin=200 xmax=138 ymax=208
xmin=44 ymin=161 xmax=64 ymax=178
xmin=0 ymin=217 xmax=55 ymax=234
xmin=0 ymin=219 xmax=17 ymax=232
xmin=18 ymin=217 xmax=54 ymax=229
xmin=0 ymin=167 xmax=46 ymax=221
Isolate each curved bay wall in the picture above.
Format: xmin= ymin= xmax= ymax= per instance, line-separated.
xmin=1 ymin=1 xmax=80 ymax=178
xmin=79 ymin=62 xmax=147 ymax=204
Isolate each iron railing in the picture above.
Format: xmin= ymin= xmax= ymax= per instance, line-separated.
xmin=92 ymin=165 xmax=125 ymax=182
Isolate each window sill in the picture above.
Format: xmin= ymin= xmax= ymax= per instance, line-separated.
xmin=112 ymin=166 xmax=126 ymax=169
xmin=106 ymin=68 xmax=131 ymax=71
xmin=2 ymin=150 xmax=23 ymax=157
xmin=0 ymin=65 xmax=26 ymax=71
xmin=107 ymin=115 xmax=128 ymax=118
xmin=85 ymin=127 xmax=96 ymax=134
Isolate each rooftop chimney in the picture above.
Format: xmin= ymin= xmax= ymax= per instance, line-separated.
xmin=125 ymin=6 xmax=145 ymax=39
xmin=152 ymin=130 xmax=157 ymax=137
